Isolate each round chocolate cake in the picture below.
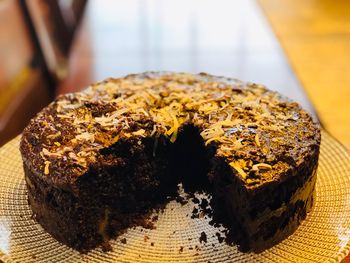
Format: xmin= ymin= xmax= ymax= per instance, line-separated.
xmin=20 ymin=72 xmax=320 ymax=252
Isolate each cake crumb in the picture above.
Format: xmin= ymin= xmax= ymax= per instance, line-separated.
xmin=179 ymin=246 xmax=184 ymax=253
xmin=192 ymin=197 xmax=200 ymax=204
xmin=199 ymin=232 xmax=207 ymax=243
xmin=176 ymin=195 xmax=188 ymax=205
xmin=144 ymin=235 xmax=150 ymax=242
xmin=120 ymin=238 xmax=127 ymax=244
xmin=101 ymin=241 xmax=112 ymax=252
xmin=216 ymin=232 xmax=225 ymax=243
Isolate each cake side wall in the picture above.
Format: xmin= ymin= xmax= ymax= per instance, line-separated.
xmin=216 ymin=148 xmax=319 ymax=252
xmin=24 ymin=163 xmax=104 ymax=250
xmin=23 ymin=135 xmax=179 ymax=251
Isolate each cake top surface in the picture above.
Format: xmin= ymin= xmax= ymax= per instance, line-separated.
xmin=20 ymin=72 xmax=320 ymax=189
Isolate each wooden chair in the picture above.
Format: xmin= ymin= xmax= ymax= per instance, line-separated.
xmin=0 ymin=1 xmax=52 ymax=146
xmin=22 ymin=0 xmax=87 ymax=82
xmin=0 ymin=0 xmax=87 ymax=146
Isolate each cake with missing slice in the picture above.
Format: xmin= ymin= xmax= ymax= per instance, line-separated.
xmin=20 ymin=72 xmax=320 ymax=252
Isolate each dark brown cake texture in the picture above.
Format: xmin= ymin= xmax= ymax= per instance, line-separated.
xmin=20 ymin=72 xmax=320 ymax=252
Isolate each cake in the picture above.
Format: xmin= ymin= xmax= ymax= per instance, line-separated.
xmin=20 ymin=72 xmax=320 ymax=252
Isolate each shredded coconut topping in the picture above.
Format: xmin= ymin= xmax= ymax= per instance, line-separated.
xmin=23 ymin=72 xmax=318 ymax=186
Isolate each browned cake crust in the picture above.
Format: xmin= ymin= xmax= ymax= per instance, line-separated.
xmin=20 ymin=72 xmax=320 ymax=252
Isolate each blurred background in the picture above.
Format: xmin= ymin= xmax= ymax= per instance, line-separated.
xmin=1 ymin=0 xmax=350 ymax=151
